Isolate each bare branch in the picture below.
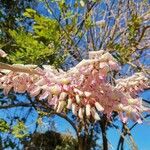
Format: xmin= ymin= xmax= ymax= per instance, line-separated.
xmin=0 ymin=103 xmax=33 ymax=109
xmin=0 ymin=62 xmax=39 ymax=75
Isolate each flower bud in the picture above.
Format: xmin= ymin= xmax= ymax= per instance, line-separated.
xmin=63 ymin=85 xmax=69 ymax=91
xmin=47 ymin=94 xmax=52 ymax=102
xmin=72 ymin=103 xmax=77 ymax=115
xmin=78 ymin=108 xmax=84 ymax=119
xmin=75 ymin=95 xmax=81 ymax=104
xmin=56 ymin=101 xmax=66 ymax=113
xmin=30 ymin=87 xmax=41 ymax=97
xmin=74 ymin=88 xmax=84 ymax=96
xmin=91 ymin=107 xmax=100 ymax=120
xmin=67 ymin=98 xmax=72 ymax=109
xmin=84 ymin=91 xmax=91 ymax=97
xmin=95 ymin=102 xmax=104 ymax=112
xmin=49 ymin=85 xmax=61 ymax=95
xmin=59 ymin=92 xmax=67 ymax=101
xmin=39 ymin=91 xmax=49 ymax=100
xmin=52 ymin=96 xmax=58 ymax=109
xmin=86 ymin=104 xmax=91 ymax=118
xmin=35 ymin=78 xmax=46 ymax=86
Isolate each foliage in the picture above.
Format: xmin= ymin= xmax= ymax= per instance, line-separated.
xmin=12 ymin=121 xmax=28 ymax=139
xmin=0 ymin=0 xmax=37 ymax=54
xmin=0 ymin=119 xmax=28 ymax=149
xmin=0 ymin=119 xmax=9 ymax=132
xmin=23 ymin=131 xmax=78 ymax=150
xmin=107 ymin=14 xmax=143 ymax=63
xmin=0 ymin=119 xmax=28 ymax=139
xmin=8 ymin=8 xmax=67 ymax=66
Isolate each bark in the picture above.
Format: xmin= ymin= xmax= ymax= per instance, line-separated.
xmin=78 ymin=135 xmax=91 ymax=150
xmin=100 ymin=115 xmax=108 ymax=150
xmin=117 ymin=123 xmax=138 ymax=150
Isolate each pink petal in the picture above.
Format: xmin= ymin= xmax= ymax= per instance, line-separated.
xmin=39 ymin=90 xmax=49 ymax=100
xmin=30 ymin=87 xmax=41 ymax=97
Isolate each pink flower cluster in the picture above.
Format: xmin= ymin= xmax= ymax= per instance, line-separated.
xmin=0 ymin=51 xmax=149 ymax=123
xmin=116 ymin=72 xmax=149 ymax=97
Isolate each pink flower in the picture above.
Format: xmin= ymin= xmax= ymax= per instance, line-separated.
xmin=39 ymin=90 xmax=49 ymax=100
xmin=59 ymin=92 xmax=67 ymax=101
xmin=3 ymin=84 xmax=12 ymax=95
xmin=86 ymin=104 xmax=91 ymax=118
xmin=49 ymin=84 xmax=62 ymax=95
xmin=48 ymin=96 xmax=58 ymax=106
xmin=72 ymin=103 xmax=78 ymax=115
xmin=75 ymin=94 xmax=81 ymax=104
xmin=67 ymin=98 xmax=72 ymax=109
xmin=108 ymin=60 xmax=120 ymax=70
xmin=119 ymin=113 xmax=128 ymax=123
xmin=0 ymin=50 xmax=149 ymax=123
xmin=78 ymin=108 xmax=84 ymax=119
xmin=95 ymin=102 xmax=104 ymax=112
xmin=91 ymin=107 xmax=100 ymax=120
xmin=30 ymin=87 xmax=41 ymax=97
xmin=56 ymin=101 xmax=66 ymax=113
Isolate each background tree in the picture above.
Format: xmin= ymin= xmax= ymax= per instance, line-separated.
xmin=0 ymin=0 xmax=37 ymax=52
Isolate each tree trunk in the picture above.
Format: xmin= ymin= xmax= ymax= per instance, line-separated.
xmin=78 ymin=135 xmax=91 ymax=150
xmin=100 ymin=116 xmax=108 ymax=150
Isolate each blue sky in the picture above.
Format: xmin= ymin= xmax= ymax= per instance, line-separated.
xmin=51 ymin=91 xmax=150 ymax=150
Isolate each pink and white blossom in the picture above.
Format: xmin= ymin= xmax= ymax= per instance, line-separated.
xmin=0 ymin=50 xmax=149 ymax=123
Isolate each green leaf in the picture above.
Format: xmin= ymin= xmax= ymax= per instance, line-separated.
xmin=12 ymin=121 xmax=28 ymax=139
xmin=0 ymin=119 xmax=9 ymax=132
xmin=23 ymin=8 xmax=36 ymax=18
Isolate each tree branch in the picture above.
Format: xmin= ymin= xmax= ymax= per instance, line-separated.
xmin=0 ymin=62 xmax=39 ymax=75
xmin=44 ymin=0 xmax=82 ymax=61
xmin=99 ymin=115 xmax=108 ymax=150
xmin=138 ymin=26 xmax=150 ymax=43
xmin=0 ymin=103 xmax=33 ymax=109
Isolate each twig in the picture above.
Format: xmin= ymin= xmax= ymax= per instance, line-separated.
xmin=0 ymin=103 xmax=33 ymax=109
xmin=0 ymin=62 xmax=39 ymax=75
